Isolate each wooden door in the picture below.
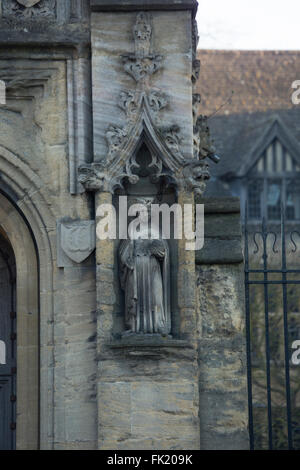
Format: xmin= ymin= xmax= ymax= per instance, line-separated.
xmin=0 ymin=236 xmax=16 ymax=450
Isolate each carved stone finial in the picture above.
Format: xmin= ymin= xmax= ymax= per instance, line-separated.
xmin=122 ymin=12 xmax=163 ymax=83
xmin=133 ymin=12 xmax=152 ymax=58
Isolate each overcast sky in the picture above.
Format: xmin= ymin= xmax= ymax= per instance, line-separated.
xmin=196 ymin=0 xmax=300 ymax=50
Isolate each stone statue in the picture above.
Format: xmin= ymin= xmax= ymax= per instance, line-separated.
xmin=119 ymin=204 xmax=171 ymax=336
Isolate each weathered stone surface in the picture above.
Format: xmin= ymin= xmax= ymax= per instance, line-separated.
xmin=109 ymin=337 xmax=190 ymax=349
xmin=98 ymin=381 xmax=200 ymax=450
xmin=203 ymin=213 xmax=242 ymax=238
xmin=91 ymin=8 xmax=202 ymax=451
xmin=0 ymin=50 xmax=97 ymax=450
xmin=196 ymin=197 xmax=243 ymax=264
xmin=197 ymin=263 xmax=249 ymax=449
xmin=197 ymin=264 xmax=245 ymax=337
xmin=196 ymin=238 xmax=243 ymax=264
xmin=196 ymin=196 xmax=241 ymax=214
xmin=199 ymin=393 xmax=249 ymax=450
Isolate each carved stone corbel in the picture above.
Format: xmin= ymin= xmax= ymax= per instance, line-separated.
xmin=78 ymin=163 xmax=109 ymax=192
xmin=180 ymin=159 xmax=210 ymax=195
xmin=78 ymin=160 xmax=140 ymax=194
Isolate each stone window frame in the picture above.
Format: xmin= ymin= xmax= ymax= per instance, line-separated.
xmin=238 ymin=118 xmax=300 ymax=223
xmin=247 ymin=138 xmax=300 ymax=221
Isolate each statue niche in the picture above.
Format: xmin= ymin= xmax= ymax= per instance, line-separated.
xmin=118 ymin=144 xmax=171 ymax=337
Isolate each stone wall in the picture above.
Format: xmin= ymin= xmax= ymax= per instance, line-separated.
xmin=196 ymin=196 xmax=249 ymax=449
xmin=90 ymin=5 xmax=201 ymax=450
xmin=0 ymin=45 xmax=97 ymax=449
xmin=0 ymin=0 xmax=249 ymax=450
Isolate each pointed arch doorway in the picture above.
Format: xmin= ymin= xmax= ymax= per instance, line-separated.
xmin=0 ymin=230 xmax=16 ymax=450
xmin=0 ymin=193 xmax=39 ymax=450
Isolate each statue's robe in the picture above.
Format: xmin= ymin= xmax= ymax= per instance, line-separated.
xmin=119 ymin=237 xmax=171 ymax=335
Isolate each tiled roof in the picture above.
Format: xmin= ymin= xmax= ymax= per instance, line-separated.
xmin=196 ymin=50 xmax=300 ymax=179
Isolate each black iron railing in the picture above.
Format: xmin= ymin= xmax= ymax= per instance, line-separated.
xmin=244 ymin=204 xmax=300 ymax=450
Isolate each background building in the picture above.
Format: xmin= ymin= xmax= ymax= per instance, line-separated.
xmin=198 ymin=50 xmax=300 ymax=223
xmin=197 ymin=50 xmax=300 ymax=450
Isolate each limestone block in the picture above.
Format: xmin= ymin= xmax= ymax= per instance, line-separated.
xmin=197 ymin=264 xmax=245 ymax=338
xmin=196 ymin=238 xmax=243 ymax=264
xmin=98 ymin=381 xmax=200 ymax=449
xmin=199 ymin=391 xmax=249 ymax=450
xmin=197 ymin=264 xmax=249 ymax=450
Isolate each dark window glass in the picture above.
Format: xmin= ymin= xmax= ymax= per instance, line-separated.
xmin=248 ymin=179 xmax=262 ymax=219
xmin=267 ymin=180 xmax=281 ymax=220
xmin=286 ymin=179 xmax=300 ymax=221
xmin=247 ymin=143 xmax=300 ymax=221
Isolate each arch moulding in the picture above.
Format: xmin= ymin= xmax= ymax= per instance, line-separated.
xmin=0 ymin=145 xmax=56 ymax=450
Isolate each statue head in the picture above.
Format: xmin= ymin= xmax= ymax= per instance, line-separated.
xmin=128 ymin=196 xmax=158 ymax=240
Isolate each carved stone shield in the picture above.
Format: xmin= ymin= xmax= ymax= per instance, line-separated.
xmin=17 ymin=0 xmax=41 ymax=7
xmin=60 ymin=221 xmax=96 ymax=264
